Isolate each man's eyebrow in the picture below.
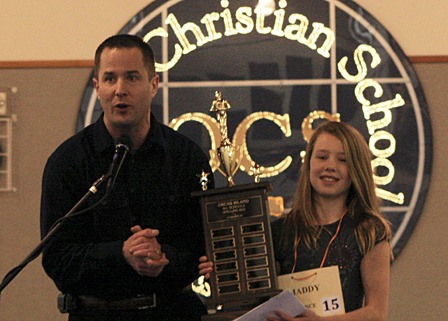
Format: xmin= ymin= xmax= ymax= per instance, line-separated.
xmin=102 ymin=70 xmax=141 ymax=74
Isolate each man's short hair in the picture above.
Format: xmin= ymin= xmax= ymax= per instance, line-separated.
xmin=94 ymin=34 xmax=156 ymax=79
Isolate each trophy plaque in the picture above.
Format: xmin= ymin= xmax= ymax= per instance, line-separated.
xmin=192 ymin=91 xmax=279 ymax=320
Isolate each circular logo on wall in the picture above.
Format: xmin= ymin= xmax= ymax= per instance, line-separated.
xmin=78 ymin=0 xmax=432 ymax=258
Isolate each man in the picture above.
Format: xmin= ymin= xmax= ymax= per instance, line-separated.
xmin=40 ymin=34 xmax=214 ymax=321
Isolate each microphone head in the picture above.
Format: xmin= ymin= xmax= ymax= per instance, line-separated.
xmin=106 ymin=135 xmax=132 ymax=187
xmin=114 ymin=135 xmax=132 ymax=152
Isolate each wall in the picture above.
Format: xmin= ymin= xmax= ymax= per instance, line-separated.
xmin=0 ymin=68 xmax=89 ymax=320
xmin=0 ymin=1 xmax=447 ymax=320
xmin=0 ymin=0 xmax=447 ymax=61
xmin=0 ymin=64 xmax=444 ymax=321
xmin=390 ymin=63 xmax=448 ymax=321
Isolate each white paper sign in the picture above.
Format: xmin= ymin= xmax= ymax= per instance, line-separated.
xmin=233 ymin=290 xmax=306 ymax=321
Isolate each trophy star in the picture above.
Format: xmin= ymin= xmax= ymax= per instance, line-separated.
xmin=198 ymin=170 xmax=210 ymax=191
xmin=198 ymin=170 xmax=210 ymax=180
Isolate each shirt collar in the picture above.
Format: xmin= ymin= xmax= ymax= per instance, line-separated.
xmin=91 ymin=113 xmax=168 ymax=155
xmin=91 ymin=115 xmax=114 ymax=155
xmin=143 ymin=112 xmax=169 ymax=154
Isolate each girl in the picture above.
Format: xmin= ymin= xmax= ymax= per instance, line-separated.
xmin=199 ymin=121 xmax=392 ymax=321
xmin=268 ymin=121 xmax=392 ymax=321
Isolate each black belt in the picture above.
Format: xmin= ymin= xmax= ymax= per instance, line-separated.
xmin=79 ymin=294 xmax=157 ymax=310
xmin=58 ymin=293 xmax=157 ymax=313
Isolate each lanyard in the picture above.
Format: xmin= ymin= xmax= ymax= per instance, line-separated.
xmin=291 ymin=211 xmax=347 ymax=277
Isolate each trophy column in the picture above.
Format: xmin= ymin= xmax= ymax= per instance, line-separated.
xmin=192 ymin=91 xmax=280 ymax=320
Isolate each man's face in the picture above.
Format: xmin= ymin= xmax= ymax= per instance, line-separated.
xmin=93 ymin=47 xmax=159 ymax=135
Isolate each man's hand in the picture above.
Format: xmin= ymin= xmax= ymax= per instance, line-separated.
xmin=122 ymin=225 xmax=169 ymax=277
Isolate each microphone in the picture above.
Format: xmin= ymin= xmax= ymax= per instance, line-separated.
xmin=105 ymin=136 xmax=132 ymax=191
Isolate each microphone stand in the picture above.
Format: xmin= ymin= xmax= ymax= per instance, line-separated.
xmin=0 ymin=174 xmax=107 ymax=294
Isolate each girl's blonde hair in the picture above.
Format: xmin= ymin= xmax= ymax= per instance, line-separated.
xmin=283 ymin=121 xmax=392 ymax=255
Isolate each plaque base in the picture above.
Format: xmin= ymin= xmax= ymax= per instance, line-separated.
xmin=192 ymin=182 xmax=279 ymax=315
xmin=202 ymin=310 xmax=246 ymax=321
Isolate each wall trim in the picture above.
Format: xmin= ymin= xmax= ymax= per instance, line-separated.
xmin=408 ymin=56 xmax=448 ymax=63
xmin=0 ymin=60 xmax=94 ymax=69
xmin=0 ymin=56 xmax=447 ymax=69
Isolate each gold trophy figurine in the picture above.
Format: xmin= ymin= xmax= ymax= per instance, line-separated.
xmin=210 ymin=91 xmax=242 ymax=187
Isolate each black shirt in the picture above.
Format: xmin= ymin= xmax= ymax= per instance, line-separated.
xmin=271 ymin=215 xmax=364 ymax=312
xmin=40 ymin=114 xmax=214 ymax=303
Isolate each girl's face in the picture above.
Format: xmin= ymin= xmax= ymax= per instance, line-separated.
xmin=309 ymin=133 xmax=352 ymax=202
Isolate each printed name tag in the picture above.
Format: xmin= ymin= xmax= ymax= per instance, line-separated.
xmin=277 ymin=265 xmax=345 ymax=316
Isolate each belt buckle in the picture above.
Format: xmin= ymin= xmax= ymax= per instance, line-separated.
xmin=137 ymin=293 xmax=156 ymax=310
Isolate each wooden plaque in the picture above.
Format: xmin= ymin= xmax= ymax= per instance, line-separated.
xmin=192 ymin=182 xmax=279 ymax=319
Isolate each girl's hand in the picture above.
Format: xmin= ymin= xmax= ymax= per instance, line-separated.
xmin=198 ymin=256 xmax=213 ymax=279
xmin=267 ymin=309 xmax=321 ymax=321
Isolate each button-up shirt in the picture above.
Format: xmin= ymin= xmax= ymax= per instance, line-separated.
xmin=40 ymin=113 xmax=214 ymax=301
